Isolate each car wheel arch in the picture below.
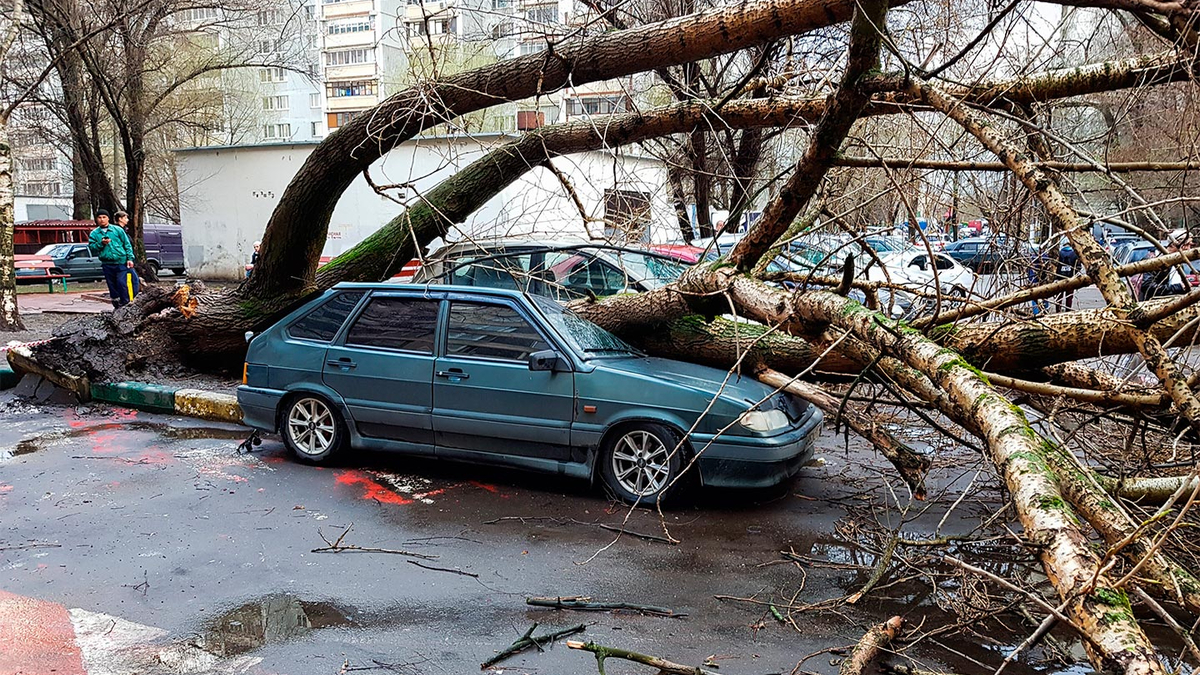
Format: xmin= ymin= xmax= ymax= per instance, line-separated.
xmin=591 ymin=418 xmax=695 ymax=482
xmin=274 ymin=387 xmax=351 ymax=434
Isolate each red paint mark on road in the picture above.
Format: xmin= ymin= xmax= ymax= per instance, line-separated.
xmin=0 ymin=485 xmax=12 ymax=493
xmin=0 ymin=589 xmax=85 ymax=675
xmin=470 ymin=481 xmax=499 ymax=493
xmin=88 ymin=432 xmax=120 ymax=454
xmin=334 ymin=470 xmax=413 ymax=505
xmin=412 ymin=489 xmax=445 ymax=500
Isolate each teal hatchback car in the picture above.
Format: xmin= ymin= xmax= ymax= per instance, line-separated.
xmin=237 ymin=284 xmax=822 ymax=504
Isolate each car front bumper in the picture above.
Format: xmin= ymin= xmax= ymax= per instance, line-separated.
xmin=237 ymin=385 xmax=285 ymax=433
xmin=692 ymin=408 xmax=824 ymax=489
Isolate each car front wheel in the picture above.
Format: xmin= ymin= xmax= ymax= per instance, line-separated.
xmin=600 ymin=423 xmax=684 ymax=506
xmin=282 ymin=395 xmax=347 ymax=464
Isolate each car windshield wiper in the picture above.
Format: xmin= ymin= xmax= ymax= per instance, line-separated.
xmin=583 ymin=347 xmax=633 ymax=353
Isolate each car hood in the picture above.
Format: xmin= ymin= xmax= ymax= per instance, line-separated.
xmin=593 ymin=356 xmax=771 ymax=404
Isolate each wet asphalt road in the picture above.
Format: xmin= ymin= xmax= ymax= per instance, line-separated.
xmin=0 ymin=395 xmax=1024 ymax=675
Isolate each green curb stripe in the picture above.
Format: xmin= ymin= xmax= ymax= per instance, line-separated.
xmin=91 ymin=381 xmax=177 ymax=414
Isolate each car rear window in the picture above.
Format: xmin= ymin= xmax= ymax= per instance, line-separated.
xmin=345 ymin=296 xmax=439 ymax=353
xmin=287 ymin=291 xmax=364 ymax=342
xmin=446 ymin=303 xmax=549 ymax=361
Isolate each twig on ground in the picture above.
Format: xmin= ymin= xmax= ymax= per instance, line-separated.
xmin=481 ymin=622 xmax=586 ymax=669
xmin=567 ymin=640 xmax=717 ymax=674
xmin=597 ymin=524 xmax=677 ymax=544
xmin=407 ymin=560 xmax=478 ymax=577
xmin=528 ymin=596 xmax=685 ymax=617
xmin=312 ymin=524 xmax=439 ymax=559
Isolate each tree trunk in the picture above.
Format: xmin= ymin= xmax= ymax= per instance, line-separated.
xmin=690 ymin=128 xmax=713 ymax=238
xmin=0 ymin=117 xmax=22 ymax=332
xmin=71 ymin=143 xmax=90 ymax=220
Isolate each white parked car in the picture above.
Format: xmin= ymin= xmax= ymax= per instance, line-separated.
xmin=863 ymin=249 xmax=978 ymax=296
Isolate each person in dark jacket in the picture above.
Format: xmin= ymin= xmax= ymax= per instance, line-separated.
xmin=88 ymin=209 xmax=136 ymax=308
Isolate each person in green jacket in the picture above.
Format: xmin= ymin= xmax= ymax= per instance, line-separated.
xmin=88 ymin=209 xmax=136 ymax=308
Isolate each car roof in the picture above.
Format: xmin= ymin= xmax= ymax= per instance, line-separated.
xmin=331 ymin=283 xmax=532 ymax=300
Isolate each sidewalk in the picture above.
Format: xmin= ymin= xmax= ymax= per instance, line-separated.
xmin=18 ymin=290 xmax=111 ymax=315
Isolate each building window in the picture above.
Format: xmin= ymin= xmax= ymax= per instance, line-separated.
xmin=491 ymin=20 xmax=513 ymax=38
xmin=257 ymin=9 xmax=285 ymax=25
xmin=262 ymin=95 xmax=290 ymax=111
xmin=176 ymin=7 xmax=219 ymax=22
xmin=603 ymin=189 xmax=651 ymax=241
xmin=312 ymin=121 xmax=323 ymax=137
xmin=22 ymin=181 xmax=61 ymax=196
xmin=404 ymin=17 xmax=456 ymax=37
xmin=328 ymin=111 xmax=363 ymax=129
xmin=524 ymin=4 xmax=558 ymax=25
xmin=257 ymin=39 xmax=285 ymax=55
xmin=18 ymin=157 xmax=57 ymax=171
xmin=262 ymin=123 xmax=292 ymax=139
xmin=518 ymin=40 xmax=546 ymax=55
xmin=259 ymin=67 xmax=286 ymax=82
xmin=325 ymin=48 xmax=373 ymax=65
xmin=326 ymin=80 xmax=375 ymax=97
xmin=310 ymin=92 xmax=322 ymax=108
xmin=566 ymin=94 xmax=630 ymax=116
xmin=327 ymin=16 xmax=373 ymax=34
xmin=493 ymin=0 xmax=511 ymax=8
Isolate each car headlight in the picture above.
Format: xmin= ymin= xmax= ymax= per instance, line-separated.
xmin=739 ymin=409 xmax=790 ymax=432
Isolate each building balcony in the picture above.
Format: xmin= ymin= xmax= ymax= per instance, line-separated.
xmin=324 ymin=30 xmax=376 ymax=49
xmin=403 ymin=0 xmax=454 ymax=20
xmin=322 ymin=0 xmax=373 ymax=19
xmin=325 ymin=62 xmax=377 ymax=80
xmin=327 ymin=94 xmax=379 ymax=111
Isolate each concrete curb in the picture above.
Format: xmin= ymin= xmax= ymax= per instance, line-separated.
xmin=3 ymin=345 xmax=244 ymax=425
xmin=89 ymin=382 xmax=245 ymax=425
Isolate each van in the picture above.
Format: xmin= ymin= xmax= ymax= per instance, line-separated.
xmin=143 ymin=223 xmax=186 ymax=275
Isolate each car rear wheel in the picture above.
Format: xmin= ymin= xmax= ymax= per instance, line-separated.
xmin=171 ymin=268 xmax=186 ymax=276
xmin=600 ymin=423 xmax=684 ymax=506
xmin=282 ymin=395 xmax=347 ymax=464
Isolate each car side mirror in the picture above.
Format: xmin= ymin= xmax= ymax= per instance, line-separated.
xmin=244 ymin=331 xmax=255 ymax=344
xmin=529 ymin=349 xmax=570 ymax=372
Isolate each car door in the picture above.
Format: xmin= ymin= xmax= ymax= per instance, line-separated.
xmin=321 ymin=294 xmax=440 ymax=451
xmin=432 ymin=299 xmax=574 ymax=460
xmin=63 ymin=245 xmax=101 ymax=280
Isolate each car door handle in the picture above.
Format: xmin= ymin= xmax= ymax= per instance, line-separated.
xmin=436 ymin=369 xmax=469 ymax=380
xmin=327 ymin=358 xmax=356 ymax=369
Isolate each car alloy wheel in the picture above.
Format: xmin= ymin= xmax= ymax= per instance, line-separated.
xmin=609 ymin=429 xmax=673 ymax=497
xmin=285 ymin=396 xmax=341 ymax=460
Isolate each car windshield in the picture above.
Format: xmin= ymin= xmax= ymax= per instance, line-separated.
xmin=36 ymin=244 xmax=75 ymax=258
xmin=530 ymin=295 xmax=639 ymax=358
xmin=605 ymin=251 xmax=688 ymax=289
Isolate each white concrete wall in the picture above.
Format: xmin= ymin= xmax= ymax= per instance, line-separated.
xmin=175 ymin=136 xmax=672 ymax=279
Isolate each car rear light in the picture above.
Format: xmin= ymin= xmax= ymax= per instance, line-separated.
xmin=242 ymin=362 xmax=248 ymax=384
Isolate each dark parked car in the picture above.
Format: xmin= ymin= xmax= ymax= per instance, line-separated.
xmin=237 ymin=284 xmax=823 ymax=504
xmin=17 ymin=243 xmax=104 ymax=282
xmin=943 ymin=237 xmax=1033 ymax=273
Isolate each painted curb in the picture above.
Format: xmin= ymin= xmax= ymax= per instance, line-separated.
xmin=88 ymin=381 xmax=245 ymax=425
xmin=90 ymin=382 xmax=176 ymax=414
xmin=174 ymin=389 xmax=243 ymax=424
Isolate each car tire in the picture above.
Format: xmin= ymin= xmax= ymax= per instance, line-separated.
xmin=599 ymin=423 xmax=685 ymax=506
xmin=281 ymin=395 xmax=348 ymax=464
xmin=171 ymin=268 xmax=186 ymax=276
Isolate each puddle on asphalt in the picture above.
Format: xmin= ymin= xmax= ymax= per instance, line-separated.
xmin=3 ymin=421 xmax=249 ymax=460
xmin=192 ymin=595 xmax=354 ymax=657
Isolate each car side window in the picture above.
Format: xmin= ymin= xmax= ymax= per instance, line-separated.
xmin=910 ymin=255 xmax=927 ymax=270
xmin=446 ymin=303 xmax=550 ymax=361
xmin=345 ymin=297 xmax=439 ymax=353
xmin=287 ymin=291 xmax=364 ymax=342
xmin=934 ymin=255 xmax=954 ymax=270
xmin=451 ymin=252 xmax=534 ymax=291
